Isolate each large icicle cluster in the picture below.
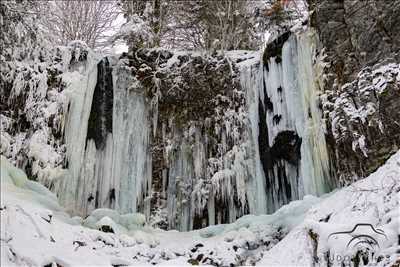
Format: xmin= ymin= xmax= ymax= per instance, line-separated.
xmin=1 ymin=1 xmax=65 ymax=184
xmin=251 ymin=29 xmax=333 ymax=213
xmin=0 ymin=155 xmax=318 ymax=266
xmin=116 ymin=48 xmax=266 ymax=230
xmin=50 ymin=55 xmax=153 ymax=218
xmin=260 ymin=150 xmax=400 ymax=266
xmin=126 ymin=29 xmax=334 ymax=231
xmin=146 ymin=50 xmax=258 ymax=231
xmin=1 ymin=38 xmax=89 ymax=187
xmin=1 ymin=8 xmax=153 ymax=218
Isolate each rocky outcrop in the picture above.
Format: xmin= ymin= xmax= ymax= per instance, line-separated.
xmin=308 ymin=0 xmax=400 ymax=183
xmin=86 ymin=58 xmax=114 ymax=150
xmin=322 ymin=61 xmax=400 ymax=184
xmin=308 ymin=0 xmax=400 ymax=84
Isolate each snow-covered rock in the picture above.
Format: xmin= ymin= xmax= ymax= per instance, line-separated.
xmin=322 ymin=61 xmax=400 ymax=184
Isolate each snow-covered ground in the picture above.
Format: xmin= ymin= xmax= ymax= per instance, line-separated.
xmin=260 ymin=150 xmax=400 ymax=266
xmin=1 ymin=151 xmax=399 ymax=266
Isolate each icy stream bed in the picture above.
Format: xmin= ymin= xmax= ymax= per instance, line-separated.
xmin=1 ymin=151 xmax=399 ymax=266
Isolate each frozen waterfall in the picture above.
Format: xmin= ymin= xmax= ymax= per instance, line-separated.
xmin=49 ymin=29 xmax=332 ymax=230
xmin=253 ymin=29 xmax=333 ymax=212
xmin=53 ymin=57 xmax=152 ymax=218
xmin=157 ymin=29 xmax=332 ymax=230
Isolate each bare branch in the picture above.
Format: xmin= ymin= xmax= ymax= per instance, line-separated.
xmin=35 ymin=0 xmax=120 ymax=51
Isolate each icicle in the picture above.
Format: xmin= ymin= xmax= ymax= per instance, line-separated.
xmin=151 ymin=76 xmax=162 ymax=137
xmin=240 ymin=62 xmax=268 ymax=215
xmin=262 ymin=29 xmax=331 ymax=211
xmin=111 ymin=62 xmax=152 ymax=217
xmin=53 ymin=49 xmax=98 ymax=215
xmin=50 ymin=53 xmax=153 ymax=219
xmin=295 ymin=30 xmax=331 ymax=196
xmin=207 ymin=190 xmax=215 ymax=226
xmin=237 ymin=28 xmax=332 ymax=215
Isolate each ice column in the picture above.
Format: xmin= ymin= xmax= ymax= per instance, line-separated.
xmin=240 ymin=63 xmax=268 ymax=216
xmin=295 ymin=31 xmax=332 ymax=195
xmin=53 ymin=57 xmax=152 ymax=218
xmin=53 ymin=52 xmax=98 ymax=214
xmin=253 ymin=29 xmax=332 ymax=213
xmin=112 ymin=62 xmax=152 ymax=217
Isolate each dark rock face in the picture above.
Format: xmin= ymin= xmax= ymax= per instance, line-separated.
xmin=258 ymin=97 xmax=272 ymax=178
xmin=259 ymin=107 xmax=301 ymax=209
xmin=86 ymin=57 xmax=114 ymax=150
xmin=122 ymin=49 xmax=239 ymax=124
xmin=271 ymin=131 xmax=302 ymax=166
xmin=308 ymin=0 xmax=400 ymax=182
xmin=308 ymin=0 xmax=400 ymax=85
xmin=99 ymin=225 xmax=114 ymax=233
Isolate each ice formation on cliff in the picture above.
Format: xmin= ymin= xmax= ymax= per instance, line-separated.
xmin=3 ymin=28 xmax=334 ymax=230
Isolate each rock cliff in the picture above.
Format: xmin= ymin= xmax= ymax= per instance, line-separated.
xmin=308 ymin=0 xmax=400 ymax=183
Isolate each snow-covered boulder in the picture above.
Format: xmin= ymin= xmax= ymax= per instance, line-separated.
xmin=120 ymin=213 xmax=146 ymax=230
xmin=95 ymin=216 xmax=118 ymax=233
xmin=82 ymin=208 xmax=147 ymax=236
xmin=90 ymin=208 xmax=120 ymax=224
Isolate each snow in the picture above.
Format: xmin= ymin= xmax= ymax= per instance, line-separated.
xmin=113 ymin=14 xmax=155 ymax=50
xmin=2 ymin=27 xmax=336 ymax=232
xmin=1 ymin=38 xmax=100 ymax=198
xmin=1 ymin=155 xmax=62 ymax=213
xmin=1 ymin=150 xmax=399 ymax=266
xmin=2 ymin=5 xmax=399 ymax=264
xmin=225 ymin=50 xmax=261 ymax=69
xmin=28 ymin=131 xmax=63 ymax=178
xmin=111 ymin=61 xmax=152 ymax=217
xmin=82 ymin=208 xmax=146 ymax=234
xmin=149 ymin=28 xmax=335 ymax=230
xmin=352 ymin=134 xmax=369 ymax=157
xmin=0 ymin=155 xmax=313 ymax=266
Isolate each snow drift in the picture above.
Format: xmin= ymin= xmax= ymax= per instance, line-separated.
xmin=1 ymin=150 xmax=399 ymax=266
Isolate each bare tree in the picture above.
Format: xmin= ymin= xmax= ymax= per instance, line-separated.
xmin=37 ymin=0 xmax=120 ymax=51
xmin=119 ymin=0 xmax=257 ymax=51
xmin=160 ymin=0 xmax=257 ymax=50
xmin=118 ymin=0 xmax=307 ymax=52
xmin=194 ymin=0 xmax=256 ymax=50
